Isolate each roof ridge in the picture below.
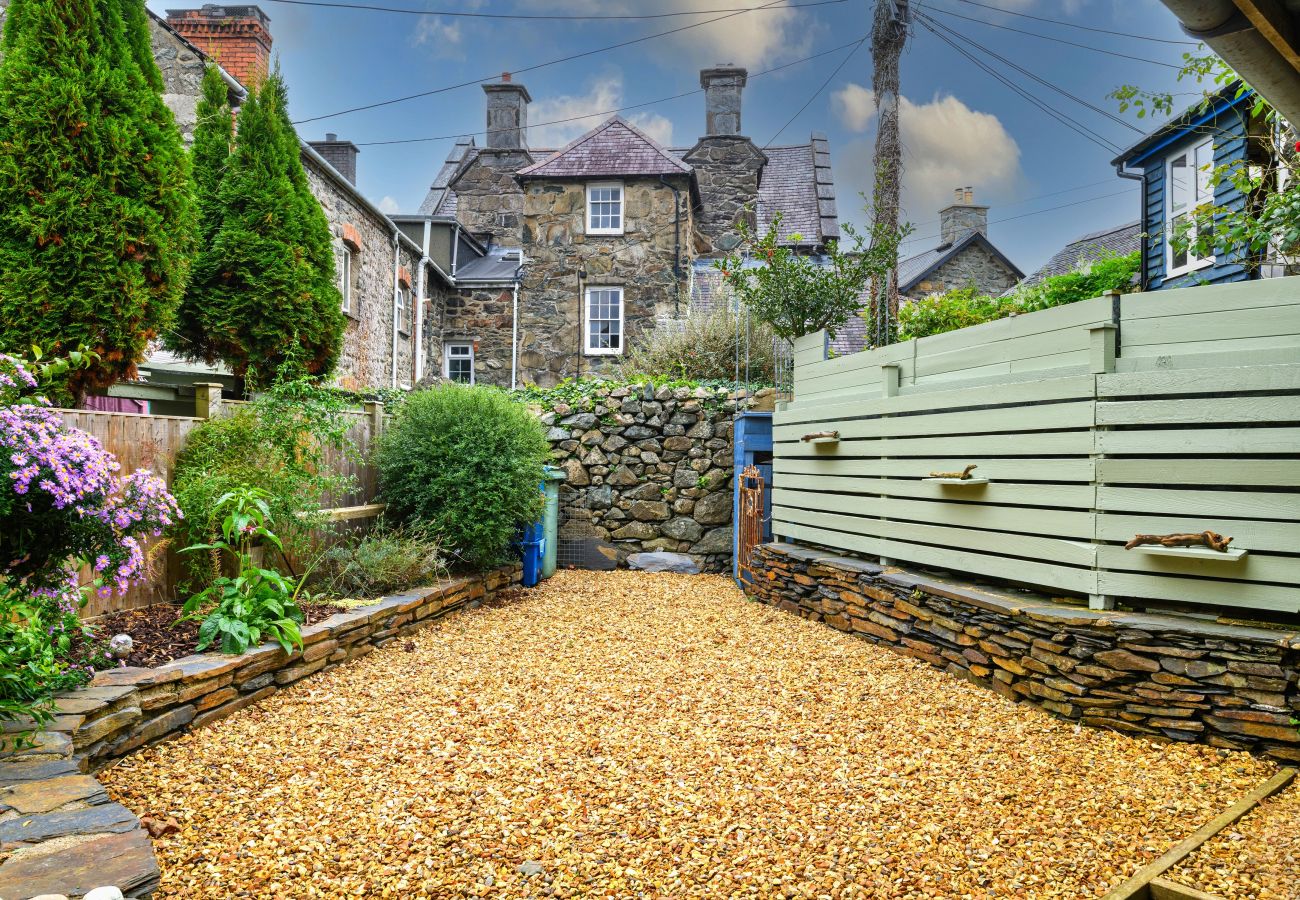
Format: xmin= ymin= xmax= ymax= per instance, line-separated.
xmin=515 ymin=115 xmax=691 ymax=178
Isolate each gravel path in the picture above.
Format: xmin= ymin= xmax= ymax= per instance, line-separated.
xmin=102 ymin=571 xmax=1277 ymax=899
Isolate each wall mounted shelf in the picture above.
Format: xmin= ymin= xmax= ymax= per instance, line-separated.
xmin=923 ymin=477 xmax=990 ymax=485
xmin=1132 ymin=545 xmax=1248 ymax=561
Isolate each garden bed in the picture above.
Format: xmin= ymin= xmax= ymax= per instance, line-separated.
xmin=100 ymin=570 xmax=1280 ymax=899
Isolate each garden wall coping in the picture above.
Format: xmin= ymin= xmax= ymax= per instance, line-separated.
xmin=0 ymin=565 xmax=520 ymax=900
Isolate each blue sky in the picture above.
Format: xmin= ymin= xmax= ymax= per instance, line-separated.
xmin=148 ymin=0 xmax=1202 ymax=273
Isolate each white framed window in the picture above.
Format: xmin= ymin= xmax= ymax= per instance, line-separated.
xmin=338 ymin=245 xmax=353 ymax=314
xmin=396 ymin=285 xmax=411 ymax=335
xmin=584 ymin=286 xmax=624 ymax=355
xmin=1166 ymin=137 xmax=1215 ymax=276
xmin=443 ymin=342 xmax=474 ymax=383
xmin=586 ymin=181 xmax=624 ymax=235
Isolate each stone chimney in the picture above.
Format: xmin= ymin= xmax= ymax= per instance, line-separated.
xmin=701 ymin=65 xmax=747 ymax=136
xmin=483 ymin=74 xmax=531 ymax=151
xmin=939 ymin=186 xmax=988 ymax=246
xmin=309 ymin=133 xmax=360 ymax=185
xmin=166 ymin=5 xmax=273 ymax=88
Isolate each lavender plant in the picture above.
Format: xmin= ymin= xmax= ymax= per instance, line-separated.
xmin=1 ymin=353 xmax=180 ymax=728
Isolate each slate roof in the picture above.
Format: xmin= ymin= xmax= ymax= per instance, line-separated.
xmin=418 ymin=124 xmax=837 ymax=246
xmin=897 ymin=231 xmax=1023 ymax=295
xmin=517 ymin=117 xmax=692 ymax=179
xmin=1015 ymin=221 xmax=1140 ymax=291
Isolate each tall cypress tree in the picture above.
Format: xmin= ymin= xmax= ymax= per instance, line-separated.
xmin=186 ymin=66 xmax=344 ymax=384
xmin=168 ymin=63 xmax=232 ymax=362
xmin=0 ymin=0 xmax=196 ymax=396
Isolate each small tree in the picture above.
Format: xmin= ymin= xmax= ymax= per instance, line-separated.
xmin=0 ymin=0 xmax=196 ymax=397
xmin=168 ymin=64 xmax=233 ymax=362
xmin=1111 ymin=56 xmax=1298 ymax=274
xmin=715 ymin=211 xmax=910 ymax=343
xmin=186 ymin=67 xmax=344 ymax=383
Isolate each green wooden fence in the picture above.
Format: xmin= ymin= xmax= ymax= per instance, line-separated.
xmin=773 ymin=276 xmax=1300 ymax=613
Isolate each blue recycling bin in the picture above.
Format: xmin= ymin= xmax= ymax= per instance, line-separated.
xmin=519 ymin=520 xmax=545 ymax=587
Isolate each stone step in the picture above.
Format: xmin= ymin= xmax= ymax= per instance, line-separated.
xmin=0 ymin=828 xmax=158 ymax=899
xmin=0 ymin=802 xmax=140 ymax=848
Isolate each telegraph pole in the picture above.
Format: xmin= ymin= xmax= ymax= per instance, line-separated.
xmin=869 ymin=0 xmax=908 ymax=347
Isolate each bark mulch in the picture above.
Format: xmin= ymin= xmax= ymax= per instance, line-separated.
xmin=101 ymin=571 xmax=1278 ymax=899
xmin=88 ymin=602 xmax=344 ymax=668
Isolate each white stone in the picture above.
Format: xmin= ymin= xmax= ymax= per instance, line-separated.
xmin=626 ymin=551 xmax=701 ymax=574
xmin=82 ymin=888 xmax=125 ymax=900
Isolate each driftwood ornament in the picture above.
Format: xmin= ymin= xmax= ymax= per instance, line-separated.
xmin=929 ymin=464 xmax=978 ymax=480
xmin=1125 ymin=531 xmax=1233 ymax=552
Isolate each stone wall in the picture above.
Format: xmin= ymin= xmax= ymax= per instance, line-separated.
xmin=539 ymin=385 xmax=753 ymax=571
xmin=904 ymin=240 xmax=1021 ymax=301
xmin=450 ymin=151 xmax=532 ymax=248
xmin=682 ymin=136 xmax=765 ymax=254
xmin=747 ymin=543 xmax=1300 ymax=762
xmin=0 ymin=566 xmax=518 ymax=899
xmin=305 ymin=157 xmax=423 ymax=392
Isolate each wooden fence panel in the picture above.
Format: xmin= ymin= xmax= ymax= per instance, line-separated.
xmin=774 ymin=275 xmax=1300 ymax=615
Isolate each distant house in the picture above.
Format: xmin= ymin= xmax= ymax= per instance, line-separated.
xmin=1014 ymin=221 xmax=1141 ymax=292
xmin=1112 ymin=83 xmax=1281 ymax=291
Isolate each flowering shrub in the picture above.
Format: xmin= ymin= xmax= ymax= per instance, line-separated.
xmin=0 ymin=353 xmax=180 ymax=729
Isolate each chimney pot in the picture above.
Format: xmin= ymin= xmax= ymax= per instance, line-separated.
xmin=325 ymin=132 xmax=337 ymax=141
xmin=700 ymin=65 xmax=748 ymax=137
xmin=502 ymin=72 xmax=511 ymax=82
xmin=939 ymin=190 xmax=989 ymax=245
xmin=308 ymin=134 xmax=360 ymax=186
xmin=166 ymin=5 xmax=273 ymax=87
xmin=483 ymin=79 xmax=531 ymax=150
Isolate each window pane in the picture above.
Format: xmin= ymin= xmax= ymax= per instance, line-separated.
xmin=1170 ymin=213 xmax=1189 ymax=269
xmin=1168 ymin=152 xmax=1190 ymax=213
xmin=1195 ymin=141 xmax=1213 ymax=203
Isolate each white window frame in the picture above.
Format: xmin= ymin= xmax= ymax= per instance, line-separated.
xmin=339 ymin=245 xmax=353 ymax=314
xmin=586 ymin=181 xmax=624 ymax=235
xmin=1165 ymin=137 xmax=1215 ymax=277
xmin=584 ymin=286 xmax=624 ymax=356
xmin=443 ymin=341 xmax=474 ymax=384
xmin=396 ymin=285 xmax=411 ymax=335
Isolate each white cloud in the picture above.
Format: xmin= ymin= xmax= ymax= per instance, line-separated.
xmin=412 ymin=15 xmax=463 ymax=57
xmin=516 ymin=0 xmax=811 ymax=68
xmin=528 ymin=74 xmax=674 ymax=148
xmin=378 ymin=195 xmax=401 ymax=215
xmin=831 ymin=83 xmax=1023 ymax=227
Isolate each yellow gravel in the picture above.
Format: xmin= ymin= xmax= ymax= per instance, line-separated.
xmin=102 ymin=571 xmax=1278 ymax=899
xmin=1167 ymin=778 xmax=1300 ymax=900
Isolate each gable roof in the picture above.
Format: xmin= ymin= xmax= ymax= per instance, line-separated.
xmin=1015 ymin=221 xmax=1140 ymax=291
xmin=1111 ymin=82 xmax=1250 ymax=167
xmin=419 ymin=125 xmax=838 ymax=246
xmin=898 ymin=231 xmax=1024 ymax=294
xmin=517 ymin=116 xmax=691 ymax=178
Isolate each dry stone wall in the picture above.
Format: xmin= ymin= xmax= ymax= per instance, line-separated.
xmin=748 ymin=543 xmax=1300 ymax=762
xmin=538 ymin=384 xmax=756 ymax=572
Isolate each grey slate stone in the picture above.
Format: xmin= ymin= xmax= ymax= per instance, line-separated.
xmin=626 ymin=552 xmax=701 ymax=574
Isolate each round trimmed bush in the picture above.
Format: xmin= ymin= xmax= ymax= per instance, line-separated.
xmin=376 ymin=384 xmax=549 ymax=570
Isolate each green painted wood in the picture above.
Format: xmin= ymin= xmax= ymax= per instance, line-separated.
xmin=775 ymin=457 xmax=1097 ymax=483
xmin=1097 ymin=458 xmax=1300 ymax=487
xmin=1097 ymin=545 xmax=1300 ymax=584
xmin=1097 ymin=396 xmax=1300 ymax=426
xmin=1120 ymin=275 xmax=1300 ymax=320
xmin=1097 ymin=365 xmax=1300 ymax=397
xmin=772 ymin=475 xmax=1095 ymax=508
xmin=1115 ymin=346 xmax=1300 ymax=373
xmin=916 ymin=293 xmax=1111 ymax=351
xmin=772 ymin=503 xmax=886 ymax=533
xmin=771 ymin=520 xmax=887 ymax=558
xmin=913 ymin=327 xmax=1093 ymax=381
xmin=881 ymin=519 xmax=1097 ymax=567
xmin=775 ymin=430 xmax=1096 ymax=457
xmin=1097 ymin=486 xmax=1300 ymax=521
xmin=1121 ymin=305 xmax=1300 ymax=348
xmin=1097 ymin=514 xmax=1300 ymax=554
xmin=882 ymin=539 xmax=1097 ymax=594
xmin=1096 ymin=570 xmax=1300 ymax=613
xmin=1097 ymin=427 xmax=1300 ymax=455
xmin=773 ymin=401 xmax=1095 ymax=442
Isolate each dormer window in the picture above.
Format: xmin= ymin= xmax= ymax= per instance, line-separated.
xmin=587 ymin=182 xmax=624 ymax=235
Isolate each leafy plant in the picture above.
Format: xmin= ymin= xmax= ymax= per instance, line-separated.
xmin=622 ymin=307 xmax=778 ymax=384
xmin=317 ymin=522 xmax=447 ymax=598
xmin=377 ymin=384 xmax=550 ymax=570
xmin=181 ymin=489 xmax=304 ymax=655
xmin=714 ymin=211 xmax=911 ymax=342
xmin=0 ymin=0 xmax=196 ymax=397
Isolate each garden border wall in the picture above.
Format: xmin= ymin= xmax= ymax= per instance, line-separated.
xmin=0 ymin=565 xmax=518 ymax=900
xmin=746 ymin=542 xmax=1300 ymax=762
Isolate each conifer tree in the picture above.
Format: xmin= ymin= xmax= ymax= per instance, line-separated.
xmin=168 ymin=63 xmax=232 ymax=362
xmin=187 ymin=66 xmax=344 ymax=383
xmin=0 ymin=0 xmax=196 ymax=396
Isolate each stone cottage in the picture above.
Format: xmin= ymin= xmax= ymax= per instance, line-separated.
xmin=419 ymin=68 xmax=841 ymax=388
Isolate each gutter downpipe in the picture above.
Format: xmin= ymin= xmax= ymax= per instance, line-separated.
xmin=659 ymin=175 xmax=683 ymax=317
xmin=511 ymin=278 xmax=520 ymax=390
xmin=391 ymin=228 xmax=401 ymax=389
xmin=1114 ymin=163 xmax=1149 ymax=292
xmin=451 ymin=224 xmax=461 ymax=278
xmin=416 ymin=218 xmax=431 ymax=383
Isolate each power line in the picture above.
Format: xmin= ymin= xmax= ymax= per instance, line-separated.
xmin=293 ymin=0 xmax=818 ymax=124
xmin=904 ymin=177 xmax=1119 ymax=232
xmin=945 ymin=0 xmax=1201 ymax=46
xmin=914 ymin=14 xmax=1123 ymax=154
xmin=923 ymin=4 xmax=1185 ymax=69
xmin=762 ymin=37 xmax=868 ymax=147
xmin=897 ymin=187 xmax=1137 ymax=249
xmin=354 ymin=35 xmax=870 ymax=147
xmin=917 ymin=11 xmax=1142 ymax=135
xmin=263 ymin=0 xmax=845 ymax=19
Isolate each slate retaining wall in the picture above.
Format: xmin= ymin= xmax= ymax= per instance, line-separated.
xmin=747 ymin=542 xmax=1300 ymax=762
xmin=0 ymin=566 xmax=518 ymax=900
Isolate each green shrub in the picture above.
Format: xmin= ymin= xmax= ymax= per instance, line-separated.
xmin=317 ymin=523 xmax=447 ymax=597
xmin=622 ymin=307 xmax=778 ymax=384
xmin=377 ymin=384 xmax=549 ymax=569
xmin=1015 ymin=251 xmax=1141 ymax=313
xmin=897 ymin=286 xmax=1013 ymax=341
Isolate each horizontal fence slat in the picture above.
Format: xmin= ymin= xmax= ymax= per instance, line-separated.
xmin=773 ymin=476 xmax=1095 ymax=508
xmin=1097 ymin=396 xmax=1300 ymax=426
xmin=1096 ymin=545 xmax=1300 ymax=586
xmin=779 ymin=431 xmax=1096 ymax=458
xmin=1096 ymin=427 xmax=1300 ymax=455
xmin=1097 ymin=457 xmax=1300 ymax=487
xmin=776 ymin=457 xmax=1097 ymax=483
xmin=1097 ymin=514 xmax=1300 ymax=555
xmin=1097 ymin=486 xmax=1300 ymax=522
xmin=773 ymin=401 xmax=1095 ymax=443
xmin=1098 ymin=364 xmax=1300 ymax=397
xmin=1096 ymin=570 xmax=1300 ymax=613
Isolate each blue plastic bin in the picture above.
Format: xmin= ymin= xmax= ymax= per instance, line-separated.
xmin=520 ymin=520 xmax=545 ymax=587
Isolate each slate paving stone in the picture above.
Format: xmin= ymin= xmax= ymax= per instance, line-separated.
xmin=0 ymin=828 xmax=159 ymax=899
xmin=0 ymin=801 xmax=139 ymax=847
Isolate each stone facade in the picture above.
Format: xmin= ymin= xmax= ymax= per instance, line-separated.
xmin=0 ymin=568 xmax=517 ymax=899
xmin=748 ymin=542 xmax=1300 ymax=762
xmin=904 ymin=239 xmax=1023 ymax=301
xmin=451 ymin=150 xmax=533 ymax=249
xmin=682 ymin=136 xmax=765 ymax=254
xmin=536 ymin=384 xmax=758 ymax=571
